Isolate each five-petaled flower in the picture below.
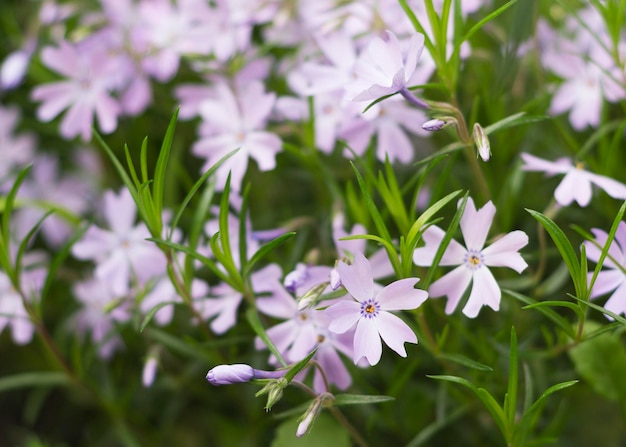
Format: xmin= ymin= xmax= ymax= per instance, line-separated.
xmin=413 ymin=198 xmax=528 ymax=318
xmin=521 ymin=152 xmax=626 ymax=207
xmin=325 ymin=252 xmax=428 ymax=366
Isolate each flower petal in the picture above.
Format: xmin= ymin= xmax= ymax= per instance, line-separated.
xmin=460 ymin=198 xmax=495 ymax=251
xmin=377 ymin=278 xmax=428 ymax=311
xmin=462 ymin=267 xmax=500 ymax=318
xmin=413 ymin=225 xmax=466 ymax=266
xmin=375 ymin=311 xmax=417 ymax=357
xmin=429 ymin=266 xmax=473 ymax=314
xmin=354 ymin=317 xmax=382 ymax=365
xmin=586 ymin=171 xmax=626 ymax=201
xmin=482 ymin=231 xmax=529 ymax=273
xmin=554 ymin=170 xmax=591 ymax=207
xmin=326 ymin=300 xmax=362 ymax=334
xmin=589 ymin=270 xmax=624 ymax=299
xmin=337 ymin=251 xmax=374 ymax=302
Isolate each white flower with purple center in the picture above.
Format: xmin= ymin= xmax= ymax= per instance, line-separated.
xmin=413 ymin=198 xmax=528 ymax=318
xmin=325 ymin=251 xmax=428 ymax=366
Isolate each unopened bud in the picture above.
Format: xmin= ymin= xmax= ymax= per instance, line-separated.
xmin=472 ymin=123 xmax=491 ymax=162
xmin=421 ymin=118 xmax=446 ymax=132
xmin=256 ymin=377 xmax=288 ymax=411
xmin=206 ymin=364 xmax=287 ymax=386
xmin=329 ymin=267 xmax=341 ymax=290
xmin=207 ymin=364 xmax=255 ymax=385
xmin=142 ymin=355 xmax=159 ymax=388
xmin=297 ymin=282 xmax=328 ymax=311
xmin=296 ymin=393 xmax=333 ymax=437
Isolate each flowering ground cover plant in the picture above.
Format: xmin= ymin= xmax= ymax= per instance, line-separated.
xmin=1 ymin=0 xmax=626 ymax=446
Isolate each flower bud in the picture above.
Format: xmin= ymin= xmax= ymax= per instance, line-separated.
xmin=421 ymin=118 xmax=446 ymax=132
xmin=256 ymin=377 xmax=288 ymax=411
xmin=142 ymin=355 xmax=159 ymax=388
xmin=296 ymin=399 xmax=323 ymax=437
xmin=297 ymin=282 xmax=328 ymax=311
xmin=472 ymin=123 xmax=491 ymax=162
xmin=206 ymin=364 xmax=255 ymax=386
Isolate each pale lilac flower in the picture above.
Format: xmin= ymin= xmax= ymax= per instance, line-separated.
xmin=14 ymin=155 xmax=93 ymax=247
xmin=31 ymin=40 xmax=121 ymax=141
xmin=413 ymin=198 xmax=528 ymax=318
xmin=255 ymin=278 xmax=354 ymax=392
xmin=0 ymin=105 xmax=36 ymax=186
xmin=71 ymin=276 xmax=130 ymax=359
xmin=349 ymin=30 xmax=427 ymax=107
xmin=0 ymin=253 xmax=46 ymax=345
xmin=206 ymin=364 xmax=285 ymax=386
xmin=1 ymin=48 xmax=31 ymax=90
xmin=141 ymin=275 xmax=209 ymax=326
xmin=71 ymin=188 xmax=166 ymax=295
xmin=325 ymin=252 xmax=427 ymax=365
xmin=584 ymin=222 xmax=626 ymax=318
xmin=142 ymin=355 xmax=159 ymax=387
xmin=521 ymin=152 xmax=626 ymax=207
xmin=192 ymin=81 xmax=282 ymax=191
xmin=198 ymin=264 xmax=281 ymax=334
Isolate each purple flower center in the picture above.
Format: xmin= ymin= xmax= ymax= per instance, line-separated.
xmin=360 ymin=299 xmax=380 ymax=319
xmin=464 ymin=249 xmax=484 ymax=271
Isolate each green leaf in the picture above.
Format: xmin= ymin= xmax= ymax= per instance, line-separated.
xmin=246 ymin=308 xmax=287 ymax=367
xmin=522 ymin=300 xmax=585 ymax=323
xmin=483 ymin=112 xmax=548 ymax=135
xmin=0 ymin=372 xmax=69 ymax=393
xmin=568 ymin=322 xmax=626 ymax=402
xmin=504 ymin=289 xmax=577 ymax=339
xmin=244 ymin=232 xmax=296 ymax=277
xmin=527 ymin=209 xmax=582 ymax=297
xmin=428 ymin=375 xmax=507 ymax=437
xmin=437 ymin=352 xmax=493 ymax=371
xmin=456 ymin=0 xmax=521 ymax=45
xmin=145 ymin=328 xmax=213 ymax=362
xmin=271 ymin=414 xmax=350 ymax=447
xmin=504 ymin=327 xmax=519 ymax=431
xmin=168 ymin=149 xmax=238 ymax=239
xmin=284 ymin=348 xmax=317 ymax=383
xmin=139 ymin=301 xmax=178 ymax=332
xmin=332 ymin=394 xmax=395 ymax=406
xmin=153 ymin=108 xmax=180 ymax=220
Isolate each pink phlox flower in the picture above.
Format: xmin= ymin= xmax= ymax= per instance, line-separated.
xmin=521 ymin=152 xmax=626 ymax=207
xmin=71 ymin=188 xmax=167 ymax=296
xmin=413 ymin=198 xmax=528 ymax=318
xmin=132 ymin=0 xmax=213 ymax=81
xmin=192 ymin=81 xmax=282 ymax=191
xmin=325 ymin=251 xmax=427 ymax=366
xmin=584 ymin=222 xmax=626 ymax=319
xmin=199 ymin=263 xmax=281 ymax=334
xmin=72 ymin=276 xmax=130 ymax=359
xmin=348 ymin=30 xmax=426 ymax=103
xmin=0 ymin=105 xmax=36 ymax=185
xmin=31 ymin=39 xmax=122 ymax=141
xmin=0 ymin=251 xmax=46 ymax=345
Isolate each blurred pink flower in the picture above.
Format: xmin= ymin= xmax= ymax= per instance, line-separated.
xmin=0 ymin=105 xmax=36 ymax=186
xmin=584 ymin=222 xmax=626 ymax=319
xmin=31 ymin=40 xmax=121 ymax=141
xmin=72 ymin=276 xmax=130 ymax=359
xmin=326 ymin=252 xmax=427 ymax=365
xmin=413 ymin=198 xmax=528 ymax=318
xmin=349 ymin=30 xmax=426 ymax=106
xmin=71 ymin=188 xmax=166 ymax=295
xmin=192 ymin=81 xmax=282 ymax=191
xmin=521 ymin=152 xmax=626 ymax=207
